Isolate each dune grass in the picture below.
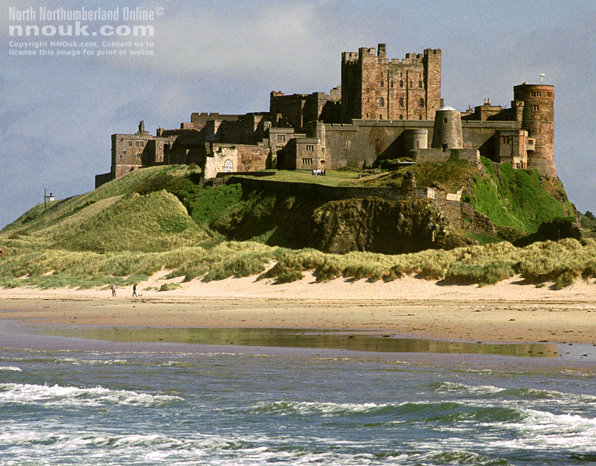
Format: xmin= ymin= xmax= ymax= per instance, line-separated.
xmin=0 ymin=237 xmax=593 ymax=289
xmin=1 ymin=232 xmax=594 ymax=290
xmin=0 ymin=164 xmax=591 ymax=291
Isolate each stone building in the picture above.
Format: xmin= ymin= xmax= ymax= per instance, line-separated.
xmin=340 ymin=45 xmax=441 ymax=122
xmin=96 ymin=44 xmax=557 ymax=188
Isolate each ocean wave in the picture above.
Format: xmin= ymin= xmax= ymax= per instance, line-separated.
xmin=0 ymin=366 xmax=22 ymax=371
xmin=0 ymin=383 xmax=183 ymax=407
xmin=436 ymin=381 xmax=596 ymax=404
xmin=250 ymin=399 xmax=527 ymax=425
xmin=0 ymin=429 xmax=406 ymax=465
xmin=252 ymin=400 xmax=385 ymax=417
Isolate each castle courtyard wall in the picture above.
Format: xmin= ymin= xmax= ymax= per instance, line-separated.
xmin=323 ymin=120 xmax=434 ymax=168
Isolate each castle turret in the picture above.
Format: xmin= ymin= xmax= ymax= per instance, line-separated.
xmin=513 ymin=83 xmax=556 ymax=176
xmin=432 ymin=106 xmax=463 ymax=150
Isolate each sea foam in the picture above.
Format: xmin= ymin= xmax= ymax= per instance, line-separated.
xmin=0 ymin=383 xmax=183 ymax=407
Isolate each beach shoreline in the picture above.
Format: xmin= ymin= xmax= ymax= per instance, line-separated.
xmin=1 ymin=273 xmax=595 ymax=345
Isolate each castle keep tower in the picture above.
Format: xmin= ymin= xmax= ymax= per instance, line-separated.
xmin=340 ymin=44 xmax=441 ymax=122
xmin=513 ymin=83 xmax=556 ymax=176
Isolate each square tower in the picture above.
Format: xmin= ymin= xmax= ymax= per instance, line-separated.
xmin=340 ymin=44 xmax=441 ymax=122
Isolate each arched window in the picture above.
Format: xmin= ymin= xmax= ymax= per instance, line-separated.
xmin=379 ymin=97 xmax=384 ymax=107
xmin=399 ymin=97 xmax=404 ymax=107
xmin=418 ymin=81 xmax=423 ymax=88
xmin=399 ymin=115 xmax=403 ymax=120
xmin=419 ymin=98 xmax=424 ymax=108
xmin=224 ymin=159 xmax=233 ymax=172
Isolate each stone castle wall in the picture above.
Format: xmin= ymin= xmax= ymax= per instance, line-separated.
xmin=513 ymin=83 xmax=556 ymax=176
xmin=340 ymin=44 xmax=441 ymax=122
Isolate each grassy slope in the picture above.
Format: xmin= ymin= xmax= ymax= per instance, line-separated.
xmin=467 ymin=158 xmax=573 ymax=232
xmin=2 ymin=166 xmax=208 ymax=254
xmin=0 ymin=164 xmax=592 ymax=289
xmin=357 ymin=157 xmax=575 ymax=236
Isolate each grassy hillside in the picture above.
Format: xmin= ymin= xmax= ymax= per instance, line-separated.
xmin=2 ymin=166 xmax=208 ymax=254
xmin=0 ymin=163 xmax=591 ymax=290
xmin=467 ymin=158 xmax=574 ymax=232
xmin=356 ymin=156 xmax=576 ymax=238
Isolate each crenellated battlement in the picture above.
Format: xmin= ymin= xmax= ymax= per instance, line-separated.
xmin=97 ymin=42 xmax=557 ymax=190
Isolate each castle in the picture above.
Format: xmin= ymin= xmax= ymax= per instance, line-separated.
xmin=95 ymin=44 xmax=556 ymax=188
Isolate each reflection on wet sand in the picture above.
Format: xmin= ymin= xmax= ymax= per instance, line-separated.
xmin=7 ymin=324 xmax=560 ymax=358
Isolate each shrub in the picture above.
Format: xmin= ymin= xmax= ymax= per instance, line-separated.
xmin=554 ymin=269 xmax=577 ymax=290
xmin=159 ymin=283 xmax=182 ymax=292
xmin=275 ymin=269 xmax=304 ymax=284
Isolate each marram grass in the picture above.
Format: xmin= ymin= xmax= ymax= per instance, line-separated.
xmin=0 ymin=164 xmax=591 ymax=290
xmin=0 ymin=238 xmax=594 ymax=289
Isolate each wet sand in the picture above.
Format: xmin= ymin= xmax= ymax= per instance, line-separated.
xmin=1 ymin=273 xmax=595 ymax=345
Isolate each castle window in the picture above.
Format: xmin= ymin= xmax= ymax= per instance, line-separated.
xmin=277 ymin=134 xmax=286 ymax=142
xmin=532 ymin=104 xmax=540 ymax=111
xmin=418 ymin=81 xmax=423 ymax=88
xmin=390 ymin=80 xmax=394 ymax=87
xmin=399 ymin=80 xmax=403 ymax=88
xmin=399 ymin=97 xmax=404 ymax=107
xmin=547 ymin=91 xmax=552 ymax=97
xmin=501 ymin=136 xmax=511 ymax=144
xmin=305 ymin=144 xmax=315 ymax=152
xmin=380 ymin=80 xmax=384 ymax=87
xmin=419 ymin=115 xmax=423 ymax=120
xmin=419 ymin=98 xmax=424 ymax=108
xmin=128 ymin=141 xmax=133 ymax=147
xmin=302 ymin=158 xmax=313 ymax=166
xmin=399 ymin=115 xmax=403 ymax=120
xmin=379 ymin=97 xmax=384 ymax=107
xmin=379 ymin=114 xmax=383 ymax=119
xmin=410 ymin=81 xmax=413 ymax=88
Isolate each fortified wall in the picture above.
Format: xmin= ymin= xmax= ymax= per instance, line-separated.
xmin=96 ymin=43 xmax=556 ymax=188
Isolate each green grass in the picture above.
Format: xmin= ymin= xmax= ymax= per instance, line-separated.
xmin=1 ymin=235 xmax=594 ymax=290
xmin=242 ymin=169 xmax=362 ymax=186
xmin=0 ymin=163 xmax=590 ymax=290
xmin=467 ymin=158 xmax=571 ymax=233
xmin=581 ymin=211 xmax=596 ymax=238
xmin=358 ymin=159 xmax=475 ymax=192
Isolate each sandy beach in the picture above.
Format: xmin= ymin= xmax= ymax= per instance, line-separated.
xmin=1 ymin=272 xmax=595 ymax=345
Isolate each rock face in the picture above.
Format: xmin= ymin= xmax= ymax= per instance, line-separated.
xmin=310 ymin=198 xmax=472 ymax=254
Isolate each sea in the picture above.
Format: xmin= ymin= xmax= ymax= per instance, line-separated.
xmin=0 ymin=322 xmax=595 ymax=465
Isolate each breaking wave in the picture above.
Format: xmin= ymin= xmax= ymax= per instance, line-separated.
xmin=0 ymin=383 xmax=183 ymax=407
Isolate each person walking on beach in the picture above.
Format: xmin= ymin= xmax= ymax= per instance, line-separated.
xmin=132 ymin=284 xmax=138 ymax=298
xmin=111 ymin=284 xmax=116 ymax=297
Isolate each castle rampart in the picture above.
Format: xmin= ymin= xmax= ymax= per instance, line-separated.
xmin=96 ymin=43 xmax=557 ymax=188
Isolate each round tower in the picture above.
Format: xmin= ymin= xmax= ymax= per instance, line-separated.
xmin=513 ymin=83 xmax=556 ymax=176
xmin=405 ymin=128 xmax=428 ymax=151
xmin=431 ymin=106 xmax=463 ymax=150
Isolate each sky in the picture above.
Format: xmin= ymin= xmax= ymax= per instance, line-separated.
xmin=1 ymin=0 xmax=594 ymax=228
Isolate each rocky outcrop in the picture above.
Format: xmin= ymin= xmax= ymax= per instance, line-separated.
xmin=310 ymin=198 xmax=473 ymax=254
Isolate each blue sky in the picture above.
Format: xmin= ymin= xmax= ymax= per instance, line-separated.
xmin=1 ymin=0 xmax=594 ymax=228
